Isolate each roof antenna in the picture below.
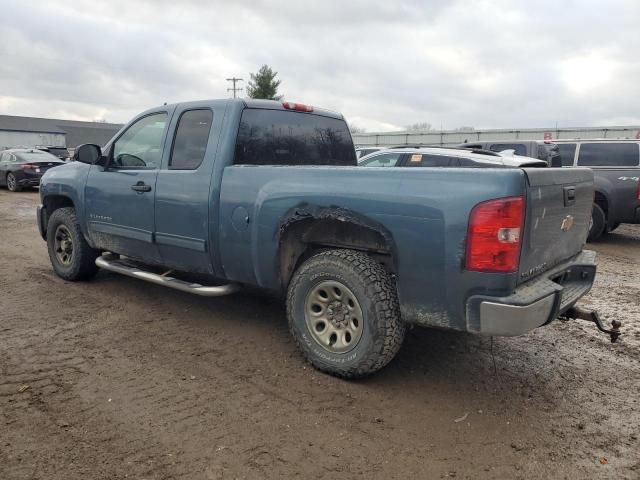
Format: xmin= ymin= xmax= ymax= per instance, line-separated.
xmin=163 ymin=102 xmax=167 ymax=105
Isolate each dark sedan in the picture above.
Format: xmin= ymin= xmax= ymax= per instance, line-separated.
xmin=0 ymin=149 xmax=65 ymax=191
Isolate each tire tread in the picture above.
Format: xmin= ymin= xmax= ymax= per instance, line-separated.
xmin=286 ymin=249 xmax=405 ymax=379
xmin=47 ymin=207 xmax=99 ymax=281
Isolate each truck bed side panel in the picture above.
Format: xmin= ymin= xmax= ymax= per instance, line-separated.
xmin=219 ymin=166 xmax=527 ymax=330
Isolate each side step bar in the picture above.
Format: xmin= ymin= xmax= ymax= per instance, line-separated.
xmin=95 ymin=253 xmax=241 ymax=297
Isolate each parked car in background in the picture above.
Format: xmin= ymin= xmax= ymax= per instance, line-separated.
xmin=355 ymin=146 xmax=384 ymax=159
xmin=37 ymin=146 xmax=70 ymax=161
xmin=554 ymin=139 xmax=640 ymax=241
xmin=458 ymin=140 xmax=562 ymax=167
xmin=358 ymin=146 xmax=548 ymax=168
xmin=0 ymin=148 xmax=64 ymax=191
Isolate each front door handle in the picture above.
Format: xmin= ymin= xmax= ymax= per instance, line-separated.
xmin=131 ymin=182 xmax=152 ymax=193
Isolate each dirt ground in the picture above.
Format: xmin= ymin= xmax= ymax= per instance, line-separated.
xmin=1 ymin=189 xmax=638 ymax=480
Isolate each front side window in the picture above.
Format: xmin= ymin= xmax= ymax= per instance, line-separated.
xmin=489 ymin=143 xmax=527 ymax=156
xmin=112 ymin=113 xmax=168 ymax=169
xmin=557 ymin=143 xmax=576 ymax=166
xmin=360 ymin=152 xmax=401 ymax=167
xmin=169 ymin=109 xmax=213 ymax=170
xmin=577 ymin=143 xmax=639 ymax=167
xmin=234 ymin=109 xmax=356 ymax=166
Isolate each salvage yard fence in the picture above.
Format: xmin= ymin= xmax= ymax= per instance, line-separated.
xmin=352 ymin=126 xmax=640 ymax=147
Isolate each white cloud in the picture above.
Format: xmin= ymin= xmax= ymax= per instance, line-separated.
xmin=1 ymin=0 xmax=639 ymax=131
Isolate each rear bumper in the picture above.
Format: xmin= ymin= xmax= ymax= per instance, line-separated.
xmin=465 ymin=250 xmax=597 ymax=336
xmin=14 ymin=171 xmax=43 ymax=186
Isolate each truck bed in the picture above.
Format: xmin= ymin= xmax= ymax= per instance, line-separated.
xmin=219 ymin=165 xmax=594 ymax=331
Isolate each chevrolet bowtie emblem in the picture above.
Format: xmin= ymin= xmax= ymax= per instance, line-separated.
xmin=561 ymin=215 xmax=574 ymax=232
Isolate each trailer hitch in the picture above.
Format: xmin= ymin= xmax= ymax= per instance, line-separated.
xmin=561 ymin=306 xmax=622 ymax=343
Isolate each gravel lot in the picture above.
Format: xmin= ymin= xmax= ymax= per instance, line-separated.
xmin=1 ymin=189 xmax=638 ymax=479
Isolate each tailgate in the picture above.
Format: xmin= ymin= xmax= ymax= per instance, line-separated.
xmin=518 ymin=168 xmax=594 ymax=284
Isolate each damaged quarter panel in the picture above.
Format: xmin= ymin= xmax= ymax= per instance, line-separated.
xmin=219 ymin=165 xmax=526 ymax=331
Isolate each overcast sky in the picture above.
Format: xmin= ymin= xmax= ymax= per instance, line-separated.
xmin=1 ymin=0 xmax=639 ymax=132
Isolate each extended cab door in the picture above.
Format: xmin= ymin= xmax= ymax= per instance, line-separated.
xmin=154 ymin=104 xmax=221 ymax=274
xmin=85 ymin=109 xmax=172 ymax=263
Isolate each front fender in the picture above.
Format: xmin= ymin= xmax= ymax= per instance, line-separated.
xmin=39 ymin=162 xmax=92 ymax=241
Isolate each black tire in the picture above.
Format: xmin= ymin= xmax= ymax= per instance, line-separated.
xmin=287 ymin=249 xmax=405 ymax=378
xmin=587 ymin=203 xmax=606 ymax=242
xmin=46 ymin=207 xmax=100 ymax=281
xmin=6 ymin=173 xmax=21 ymax=192
xmin=608 ymin=222 xmax=620 ymax=233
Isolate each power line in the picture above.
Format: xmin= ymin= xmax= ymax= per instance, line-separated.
xmin=226 ymin=77 xmax=243 ymax=98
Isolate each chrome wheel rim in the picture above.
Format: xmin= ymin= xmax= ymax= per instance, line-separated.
xmin=7 ymin=174 xmax=16 ymax=190
xmin=304 ymin=280 xmax=364 ymax=354
xmin=54 ymin=225 xmax=73 ymax=266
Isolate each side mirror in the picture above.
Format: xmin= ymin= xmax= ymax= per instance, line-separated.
xmin=74 ymin=144 xmax=102 ymax=165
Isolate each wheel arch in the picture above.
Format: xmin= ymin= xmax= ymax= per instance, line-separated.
xmin=277 ymin=206 xmax=397 ymax=289
xmin=594 ymin=190 xmax=609 ymax=215
xmin=41 ymin=195 xmax=76 ymax=239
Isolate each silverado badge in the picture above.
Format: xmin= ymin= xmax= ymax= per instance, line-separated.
xmin=560 ymin=215 xmax=574 ymax=232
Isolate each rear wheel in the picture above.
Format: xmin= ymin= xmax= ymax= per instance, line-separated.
xmin=287 ymin=249 xmax=405 ymax=378
xmin=587 ymin=203 xmax=606 ymax=242
xmin=6 ymin=173 xmax=21 ymax=192
xmin=46 ymin=207 xmax=100 ymax=281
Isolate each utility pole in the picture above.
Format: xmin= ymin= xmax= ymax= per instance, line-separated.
xmin=226 ymin=77 xmax=243 ymax=98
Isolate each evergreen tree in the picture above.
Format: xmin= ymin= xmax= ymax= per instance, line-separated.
xmin=246 ymin=65 xmax=283 ymax=100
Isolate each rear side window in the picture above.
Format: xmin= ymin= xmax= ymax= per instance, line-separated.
xmin=557 ymin=143 xmax=576 ymax=166
xmin=360 ymin=152 xmax=401 ymax=167
xmin=489 ymin=143 xmax=527 ymax=156
xmin=406 ymin=153 xmax=451 ymax=167
xmin=169 ymin=109 xmax=213 ymax=170
xmin=456 ymin=158 xmax=486 ymax=167
xmin=234 ymin=109 xmax=356 ymax=166
xmin=577 ymin=143 xmax=639 ymax=167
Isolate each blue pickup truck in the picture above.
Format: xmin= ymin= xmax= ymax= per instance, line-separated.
xmin=37 ymin=98 xmax=598 ymax=377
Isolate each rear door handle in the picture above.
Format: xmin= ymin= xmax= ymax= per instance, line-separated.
xmin=131 ymin=182 xmax=152 ymax=193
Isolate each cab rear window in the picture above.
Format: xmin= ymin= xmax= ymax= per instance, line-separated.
xmin=577 ymin=143 xmax=639 ymax=167
xmin=234 ymin=109 xmax=356 ymax=166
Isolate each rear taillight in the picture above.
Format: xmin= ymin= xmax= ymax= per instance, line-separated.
xmin=282 ymin=102 xmax=314 ymax=112
xmin=465 ymin=196 xmax=524 ymax=273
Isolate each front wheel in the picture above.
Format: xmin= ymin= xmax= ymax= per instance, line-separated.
xmin=46 ymin=207 xmax=100 ymax=281
xmin=6 ymin=173 xmax=21 ymax=192
xmin=287 ymin=249 xmax=405 ymax=378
